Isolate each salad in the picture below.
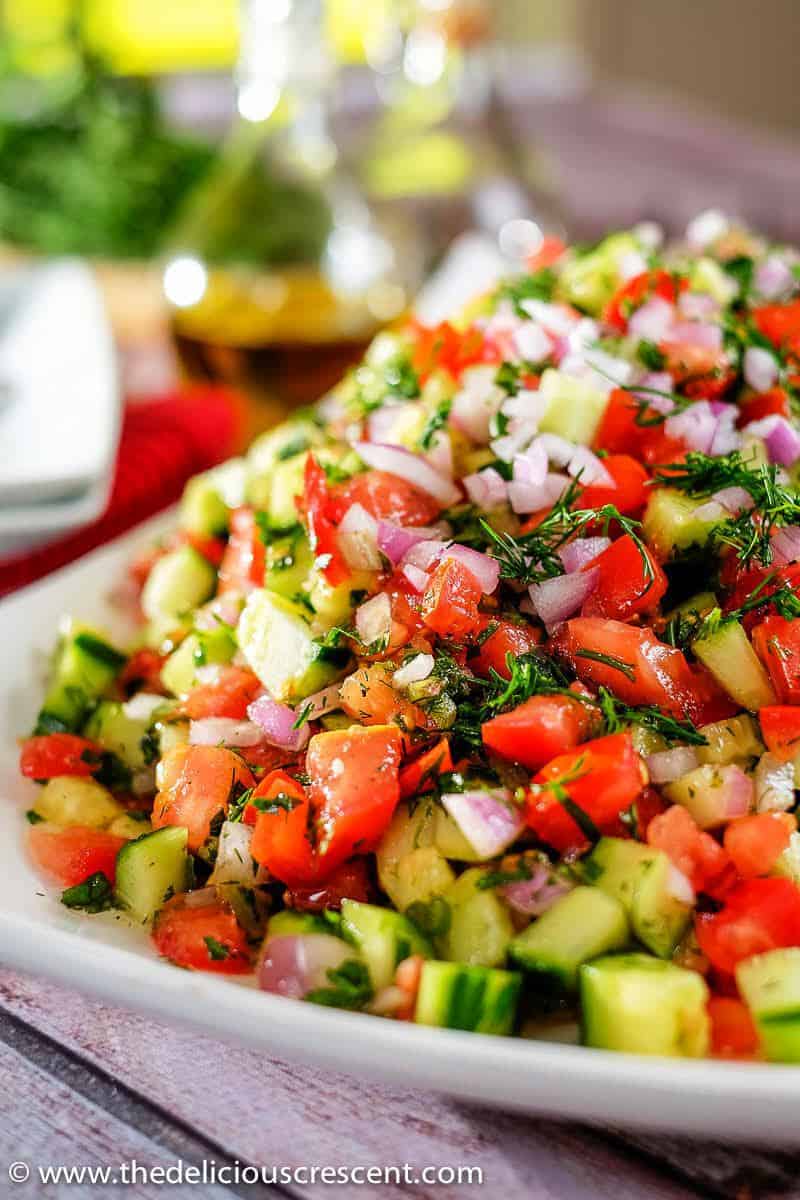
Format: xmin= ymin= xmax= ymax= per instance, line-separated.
xmin=19 ymin=214 xmax=800 ymax=1060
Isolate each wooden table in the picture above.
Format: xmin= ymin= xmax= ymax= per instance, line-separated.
xmin=0 ymin=965 xmax=798 ymax=1199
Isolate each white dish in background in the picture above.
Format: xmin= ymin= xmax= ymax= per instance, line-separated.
xmin=1 ymin=513 xmax=799 ymax=1145
xmin=0 ymin=259 xmax=119 ymax=520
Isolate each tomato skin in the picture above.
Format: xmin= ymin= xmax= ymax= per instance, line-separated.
xmin=737 ymin=387 xmax=791 ymax=427
xmin=579 ymin=455 xmax=650 ymax=517
xmin=20 ymin=734 xmax=102 ymax=780
xmin=468 ymin=617 xmax=542 ymax=679
xmin=688 ymin=664 xmax=740 ymax=726
xmin=760 ymin=705 xmax=800 ymax=762
xmin=659 ymin=342 xmax=736 ymax=400
xmin=250 ymin=771 xmax=319 ymax=886
xmin=482 ymin=694 xmax=592 ymax=772
xmin=285 ymin=857 xmax=374 ymax=913
xmin=554 ymin=617 xmax=699 ymax=718
xmin=28 ymin=825 xmax=126 ymax=887
xmin=420 ymin=557 xmax=483 ymax=639
xmin=217 ymin=507 xmax=265 ymax=594
xmin=528 ymin=235 xmax=566 ymax=272
xmin=526 ymin=732 xmax=646 ymax=853
xmin=119 ymin=649 xmax=167 ymax=697
xmin=752 ymin=616 xmax=800 ymax=703
xmin=181 ymin=666 xmax=262 ymax=720
xmin=152 ymin=895 xmax=251 ymax=974
xmin=581 ymin=535 xmax=667 ymax=622
xmin=399 ymin=737 xmax=453 ymax=799
xmin=410 ymin=320 xmax=500 ymax=382
xmin=723 ymin=813 xmax=796 ymax=879
xmin=753 ymin=300 xmax=800 ymax=348
xmin=603 ymin=270 xmax=683 ymax=332
xmin=708 ymin=996 xmax=760 ymax=1059
xmin=339 ymin=662 xmax=425 ymax=731
xmin=152 ymin=745 xmax=254 ymax=853
xmin=307 ymin=725 xmax=403 ymax=869
xmin=695 ymin=877 xmax=800 ymax=976
xmin=593 ymin=389 xmax=643 ymax=456
xmin=301 ymin=456 xmax=350 ymax=586
xmin=329 ymin=470 xmax=442 ymax=527
xmin=647 ymin=805 xmax=735 ymax=898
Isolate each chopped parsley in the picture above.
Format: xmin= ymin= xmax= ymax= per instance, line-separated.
xmin=204 ymin=936 xmax=231 ymax=962
xmin=61 ymin=872 xmax=116 ymax=914
xmin=306 ymin=960 xmax=374 ymax=1010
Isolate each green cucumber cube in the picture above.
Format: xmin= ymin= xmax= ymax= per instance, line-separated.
xmin=580 ymin=954 xmax=710 ymax=1056
xmin=340 ymin=899 xmax=433 ymax=990
xmin=414 ymin=960 xmax=520 ymax=1035
xmin=509 ymin=885 xmax=629 ymax=990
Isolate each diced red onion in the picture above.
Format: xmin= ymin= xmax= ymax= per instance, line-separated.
xmin=537 ymin=432 xmax=574 ymax=467
xmin=618 ymin=249 xmax=649 ymax=282
xmin=354 ymin=442 xmax=460 ymax=506
xmin=686 ymin=209 xmax=729 ymax=250
xmin=442 ymin=545 xmax=500 ymax=594
xmin=678 ymin=292 xmax=720 ymax=320
xmin=337 ymin=503 xmax=382 ymax=570
xmin=709 ymin=407 xmax=741 ymax=457
xmin=691 ymin=500 xmax=726 ymax=523
xmin=744 ymin=346 xmax=779 ymax=392
xmin=528 ymin=566 xmax=600 ymax=631
xmin=713 ymin=486 xmax=753 ymax=514
xmin=463 ymin=467 xmax=508 ymax=509
xmin=209 ymin=821 xmax=257 ymax=886
xmin=697 ymin=764 xmax=754 ymax=827
xmin=513 ymin=321 xmax=552 ymax=362
xmin=770 ymin=525 xmax=800 ymax=565
xmin=567 ymin=446 xmax=614 ymax=487
xmin=441 ymin=788 xmax=523 ymax=859
xmin=500 ymin=866 xmax=574 ymax=917
xmin=755 ymin=753 xmax=796 ymax=813
xmin=401 ymin=563 xmax=430 ymax=593
xmin=195 ymin=591 xmax=244 ymax=631
xmin=424 ymin=430 xmax=453 ymax=478
xmin=520 ymin=299 xmax=578 ymax=337
xmin=568 ymin=350 xmax=634 ymax=392
xmin=258 ymin=934 xmax=353 ymax=1000
xmin=628 ymin=295 xmax=674 ymax=341
xmin=558 ymin=537 xmax=611 ymax=574
xmin=508 ymin=471 xmax=568 ymax=515
xmin=189 ymin=718 xmax=264 ymax=748
xmin=755 ymin=255 xmax=795 ymax=300
xmin=765 ymin=418 xmax=800 ymax=467
xmin=646 ymin=746 xmax=700 ymax=784
xmin=666 ymin=865 xmax=695 ymax=905
xmin=392 ymin=652 xmax=435 ymax=689
xmin=664 ymin=322 xmax=723 ymax=352
xmin=375 ymin=520 xmax=426 ymax=565
xmin=183 ymin=886 xmax=218 ymax=909
xmin=401 ymin=538 xmax=446 ymax=572
xmin=450 ymin=366 xmax=504 ymax=443
xmin=355 ymin=592 xmax=392 ymax=647
xmin=666 ymin=401 xmax=717 ymax=453
xmin=247 ymin=695 xmax=311 ymax=751
xmin=513 ymin=439 xmax=548 ymax=487
xmin=367 ymin=402 xmax=409 ymax=443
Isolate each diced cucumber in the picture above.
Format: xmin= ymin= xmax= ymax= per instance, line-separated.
xmin=773 ymin=831 xmax=800 ymax=885
xmin=180 ymin=475 xmax=228 ymax=537
xmin=267 ymin=454 xmax=309 ymax=529
xmin=692 ymin=618 xmax=776 ymax=710
xmin=376 ymin=800 xmax=454 ymax=910
xmin=664 ymin=764 xmax=751 ymax=829
xmin=156 ymin=719 xmax=190 ymax=756
xmin=583 ymin=837 xmax=691 ymax=957
xmin=160 ymin=626 xmax=237 ymax=697
xmin=689 ymin=257 xmax=738 ymax=305
xmin=266 ymin=910 xmax=336 ymax=939
xmin=37 ymin=627 xmax=126 ymax=733
xmin=108 ymin=812 xmax=151 ymax=839
xmin=237 ymin=588 xmax=349 ymax=703
xmin=32 ymin=776 xmax=124 ymax=828
xmin=264 ymin=531 xmax=314 ymax=599
xmin=643 ymin=489 xmax=720 ymax=558
xmin=536 ymin=369 xmax=608 ymax=444
xmin=247 ymin=418 xmax=324 ymax=481
xmin=558 ymin=232 xmax=641 ymax=313
xmin=439 ymin=867 xmax=514 ymax=968
xmin=83 ymin=699 xmax=159 ymax=771
xmin=393 ymin=848 xmax=457 ymax=913
xmin=580 ymin=954 xmax=710 ymax=1057
xmin=141 ymin=545 xmax=216 ymax=627
xmin=414 ymin=960 xmax=521 ymax=1035
xmin=306 ymin=569 xmax=377 ymax=627
xmin=737 ymin=947 xmax=800 ymax=1062
xmin=696 ymin=714 xmax=763 ymax=765
xmin=508 ymin=886 xmax=629 ymax=990
xmin=340 ymin=899 xmax=433 ymax=990
xmin=115 ymin=827 xmax=192 ymax=924
xmin=434 ymin=808 xmax=485 ymax=863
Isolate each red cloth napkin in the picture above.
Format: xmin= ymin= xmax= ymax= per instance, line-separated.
xmin=0 ymin=387 xmax=240 ymax=598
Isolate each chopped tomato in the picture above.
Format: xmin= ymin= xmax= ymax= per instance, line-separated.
xmin=659 ymin=342 xmax=735 ymax=400
xmin=753 ymin=300 xmax=800 ymax=348
xmin=688 ymin=664 xmax=741 ymax=726
xmin=329 ymin=470 xmax=442 ymax=527
xmin=723 ymin=813 xmax=796 ymax=878
xmin=468 ymin=617 xmax=542 ymax=679
xmin=118 ymin=648 xmax=167 ymax=697
xmin=301 ymin=456 xmax=349 ymax=586
xmin=217 ymin=507 xmax=265 ymax=594
xmin=593 ymin=389 xmax=644 ymax=456
xmin=695 ymin=877 xmax=800 ymax=976
xmin=581 ymin=534 xmax=667 ymax=622
xmin=752 ymin=615 xmax=800 ymax=703
xmin=526 ymin=732 xmax=646 ymax=853
xmin=20 ymin=734 xmax=102 ymax=780
xmin=707 ymin=996 xmax=760 ymax=1059
xmin=285 ymin=858 xmax=374 ymax=912
xmin=737 ymin=388 xmax=791 ymax=427
xmin=399 ymin=737 xmax=453 ymax=799
xmin=760 ymin=705 xmax=800 ymax=762
xmin=181 ymin=666 xmax=262 ymax=720
xmin=603 ymin=270 xmax=684 ymax=332
xmin=339 ymin=662 xmax=424 ymax=731
xmin=152 ymin=744 xmax=254 ymax=852
xmin=27 ymin=825 xmax=126 ymax=888
xmin=420 ymin=557 xmax=483 ymax=639
xmin=249 ymin=770 xmax=319 ymax=885
xmin=307 ymin=725 xmax=403 ymax=868
xmin=554 ymin=617 xmax=699 ymax=718
xmin=482 ymin=693 xmax=593 ymax=772
xmin=152 ymin=894 xmax=251 ymax=974
xmin=410 ymin=320 xmax=499 ymax=383
xmin=578 ymin=454 xmax=650 ymax=517
xmin=632 ymin=786 xmax=667 ymax=839
xmin=647 ymin=805 xmax=735 ymax=898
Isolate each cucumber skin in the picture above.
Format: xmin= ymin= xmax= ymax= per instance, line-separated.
xmin=115 ymin=827 xmax=192 ymax=924
xmin=37 ymin=629 xmax=125 ymax=733
xmin=340 ymin=899 xmax=433 ymax=990
xmin=414 ymin=960 xmax=521 ymax=1035
xmin=737 ymin=948 xmax=800 ymax=1062
xmin=508 ymin=886 xmax=629 ymax=989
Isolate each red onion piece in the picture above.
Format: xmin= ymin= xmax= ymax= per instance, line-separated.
xmin=628 ymin=295 xmax=674 ymax=341
xmin=450 ymin=365 xmax=503 ymax=443
xmin=558 ymin=537 xmax=610 ymax=574
xmin=771 ymin=525 xmax=800 ymax=565
xmin=355 ymin=592 xmax=392 ymax=646
xmin=514 ymin=321 xmax=552 ymax=362
xmin=664 ymin=321 xmax=723 ymax=352
xmin=376 ymin=520 xmax=428 ymax=565
xmin=713 ymin=486 xmax=753 ymax=514
xmin=209 ymin=821 xmax=257 ymax=886
xmin=401 ymin=563 xmax=429 ymax=593
xmin=520 ymin=299 xmax=578 ymax=337
xmin=528 ymin=566 xmax=600 ymax=631
xmin=424 ymin=430 xmax=454 ymax=478
xmin=247 ymin=695 xmax=311 ymax=752
xmin=755 ymin=753 xmax=796 ymax=813
xmin=744 ymin=346 xmax=779 ymax=392
xmin=441 ymin=788 xmax=523 ymax=858
xmin=442 ymin=544 xmax=500 ymax=594
xmin=755 ymin=255 xmax=794 ymax=300
xmin=513 ymin=439 xmax=548 ymax=488
xmin=666 ymin=865 xmax=695 ymax=905
xmin=567 ymin=446 xmax=614 ymax=487
xmin=665 ymin=401 xmax=717 ymax=453
xmin=354 ymin=442 xmax=460 ymax=506
xmin=537 ymin=432 xmax=574 ymax=467
xmin=463 ymin=467 xmax=508 ymax=509
xmin=765 ymin=418 xmax=800 ymax=467
xmin=401 ymin=538 xmax=446 ymax=572
xmin=709 ymin=408 xmax=741 ymax=457
xmin=500 ymin=864 xmax=574 ymax=917
xmin=367 ymin=402 xmax=409 ymax=443
xmin=646 ymin=746 xmax=700 ymax=784
xmin=689 ymin=764 xmax=753 ymax=829
xmin=392 ymin=652 xmax=435 ymax=689
xmin=301 ymin=683 xmax=343 ymax=720
xmin=508 ymin=471 xmax=568 ymax=516
xmin=189 ymin=718 xmax=264 ymax=748
xmin=337 ymin=503 xmax=382 ymax=570
xmin=686 ymin=209 xmax=729 ymax=250
xmin=678 ymin=292 xmax=720 ymax=320
xmin=258 ymin=934 xmax=353 ymax=1000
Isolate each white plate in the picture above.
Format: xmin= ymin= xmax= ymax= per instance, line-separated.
xmin=1 ymin=514 xmax=799 ymax=1144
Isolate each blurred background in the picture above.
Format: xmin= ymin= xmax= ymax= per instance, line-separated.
xmin=1 ymin=0 xmax=798 ymax=584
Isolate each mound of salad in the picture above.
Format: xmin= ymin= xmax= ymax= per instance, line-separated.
xmin=20 ymin=213 xmax=800 ymax=1059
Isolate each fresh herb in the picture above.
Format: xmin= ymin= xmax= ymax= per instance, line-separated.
xmin=81 ymin=749 xmax=132 ymax=792
xmin=418 ymin=397 xmax=452 ymax=450
xmin=227 ymin=786 xmax=255 ymax=823
xmin=499 ymin=268 xmax=557 ymax=316
xmin=251 ymin=792 xmax=301 ymax=815
xmin=477 ymin=862 xmax=533 ymax=890
xmin=203 ymin=936 xmax=230 ymax=962
xmin=25 ymin=810 xmax=44 ymax=825
xmin=406 ymin=896 xmax=451 ymax=938
xmin=636 ymin=340 xmax=666 ymax=371
xmin=61 ymin=872 xmax=116 ymax=914
xmin=33 ymin=711 xmax=72 ymax=736
xmin=594 ymin=688 xmax=707 ymax=746
xmin=573 ymin=648 xmax=636 ymax=681
xmin=140 ymin=727 xmax=160 ymax=767
xmin=306 ymin=960 xmax=374 ymax=1010
xmin=723 ymin=255 xmax=755 ymax=302
xmin=293 ymin=702 xmax=314 ymax=731
xmin=276 ymin=436 xmax=311 ymax=462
